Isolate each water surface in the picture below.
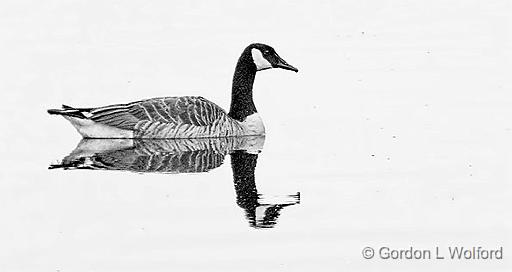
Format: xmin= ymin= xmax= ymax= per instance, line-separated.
xmin=0 ymin=1 xmax=510 ymax=271
xmin=50 ymin=137 xmax=300 ymax=229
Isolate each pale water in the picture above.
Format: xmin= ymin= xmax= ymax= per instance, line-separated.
xmin=0 ymin=1 xmax=511 ymax=271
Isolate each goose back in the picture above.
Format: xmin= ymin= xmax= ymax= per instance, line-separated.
xmin=71 ymin=96 xmax=247 ymax=138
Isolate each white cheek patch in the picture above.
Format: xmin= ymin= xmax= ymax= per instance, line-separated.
xmin=251 ymin=48 xmax=272 ymax=70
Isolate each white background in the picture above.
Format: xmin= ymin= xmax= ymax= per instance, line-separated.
xmin=0 ymin=0 xmax=511 ymax=271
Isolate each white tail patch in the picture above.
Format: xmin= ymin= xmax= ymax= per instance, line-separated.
xmin=251 ymin=48 xmax=272 ymax=71
xmin=63 ymin=116 xmax=133 ymax=138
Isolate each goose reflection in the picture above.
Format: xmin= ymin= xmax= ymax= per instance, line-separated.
xmin=50 ymin=136 xmax=299 ymax=228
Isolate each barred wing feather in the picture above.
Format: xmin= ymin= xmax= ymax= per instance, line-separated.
xmin=88 ymin=96 xmax=243 ymax=138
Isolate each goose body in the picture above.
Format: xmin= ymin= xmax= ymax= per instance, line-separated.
xmin=55 ymin=96 xmax=252 ymax=138
xmin=48 ymin=43 xmax=298 ymax=139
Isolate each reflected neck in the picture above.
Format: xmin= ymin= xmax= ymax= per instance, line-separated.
xmin=231 ymin=151 xmax=259 ymax=226
xmin=228 ymin=49 xmax=257 ymax=122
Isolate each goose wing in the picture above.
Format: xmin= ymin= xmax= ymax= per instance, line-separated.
xmin=87 ymin=96 xmax=228 ymax=130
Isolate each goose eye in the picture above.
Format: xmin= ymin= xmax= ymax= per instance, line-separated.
xmin=264 ymin=50 xmax=270 ymax=54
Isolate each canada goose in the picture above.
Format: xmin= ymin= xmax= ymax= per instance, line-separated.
xmin=48 ymin=43 xmax=298 ymax=138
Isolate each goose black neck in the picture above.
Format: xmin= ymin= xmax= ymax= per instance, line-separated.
xmin=228 ymin=49 xmax=257 ymax=122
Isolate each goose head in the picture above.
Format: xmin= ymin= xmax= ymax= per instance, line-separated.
xmin=248 ymin=43 xmax=298 ymax=72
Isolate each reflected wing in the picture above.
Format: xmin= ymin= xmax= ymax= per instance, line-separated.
xmin=49 ymin=138 xmax=231 ymax=173
xmin=93 ymin=148 xmax=226 ymax=173
xmin=88 ymin=96 xmax=228 ymax=130
xmin=49 ymin=136 xmax=266 ymax=173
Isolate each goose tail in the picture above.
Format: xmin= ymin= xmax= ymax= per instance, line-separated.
xmin=47 ymin=105 xmax=91 ymax=119
xmin=49 ymin=157 xmax=106 ymax=170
